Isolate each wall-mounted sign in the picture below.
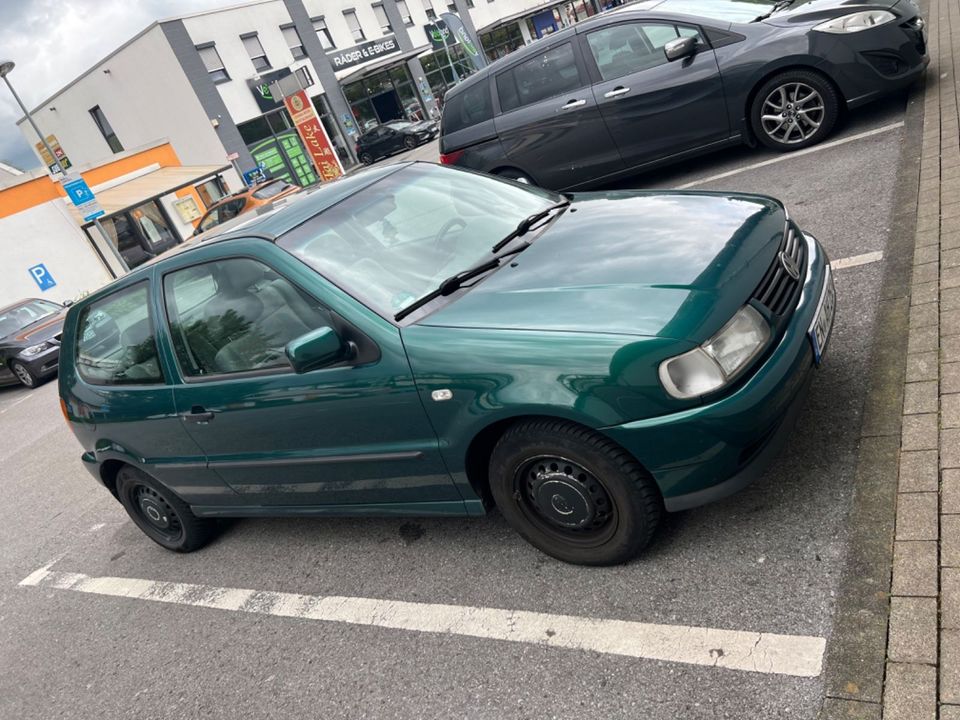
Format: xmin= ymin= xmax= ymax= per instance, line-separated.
xmin=35 ymin=134 xmax=71 ymax=174
xmin=173 ymin=196 xmax=202 ymax=223
xmin=62 ymin=174 xmax=104 ymax=223
xmin=283 ymin=91 xmax=344 ymax=183
xmin=327 ymin=35 xmax=399 ymax=71
xmin=28 ymin=263 xmax=56 ymax=292
xmin=247 ymin=67 xmax=293 ymax=112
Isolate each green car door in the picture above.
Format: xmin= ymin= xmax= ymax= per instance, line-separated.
xmin=154 ymin=239 xmax=462 ymax=514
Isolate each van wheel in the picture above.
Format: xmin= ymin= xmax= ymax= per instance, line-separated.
xmin=360 ymin=152 xmax=375 ymax=165
xmin=750 ymin=70 xmax=839 ymax=151
xmin=489 ymin=419 xmax=662 ymax=565
xmin=495 ymin=168 xmax=535 ymax=185
xmin=116 ymin=466 xmax=216 ymax=552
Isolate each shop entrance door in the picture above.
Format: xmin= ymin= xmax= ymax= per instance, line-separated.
xmin=239 ymin=110 xmax=318 ymax=188
xmin=372 ymin=91 xmax=403 ymax=123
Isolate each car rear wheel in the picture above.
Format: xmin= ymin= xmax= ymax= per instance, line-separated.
xmin=495 ymin=168 xmax=534 ymax=185
xmin=359 ymin=152 xmax=375 ymax=165
xmin=750 ymin=70 xmax=839 ymax=151
xmin=116 ymin=466 xmax=216 ymax=552
xmin=10 ymin=361 xmax=37 ymax=388
xmin=489 ymin=419 xmax=662 ymax=565
xmin=403 ymin=135 xmax=418 ymax=150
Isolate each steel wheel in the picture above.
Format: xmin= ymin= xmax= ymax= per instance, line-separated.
xmin=760 ymin=82 xmax=825 ymax=145
xmin=132 ymin=483 xmax=184 ymax=544
xmin=514 ymin=455 xmax=618 ymax=547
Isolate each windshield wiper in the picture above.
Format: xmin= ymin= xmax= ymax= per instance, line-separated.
xmin=753 ymin=0 xmax=794 ymax=21
xmin=394 ymin=243 xmax=530 ymax=322
xmin=491 ymin=200 xmax=570 ymax=253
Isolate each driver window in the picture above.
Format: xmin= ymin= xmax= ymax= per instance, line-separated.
xmin=163 ymin=258 xmax=333 ymax=376
xmin=587 ymin=23 xmax=703 ymax=82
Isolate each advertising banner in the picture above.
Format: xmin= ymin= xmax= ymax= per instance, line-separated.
xmin=439 ymin=12 xmax=487 ymax=70
xmin=283 ymin=90 xmax=344 ymax=183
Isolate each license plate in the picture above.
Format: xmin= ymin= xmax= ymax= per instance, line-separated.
xmin=809 ymin=265 xmax=836 ymax=366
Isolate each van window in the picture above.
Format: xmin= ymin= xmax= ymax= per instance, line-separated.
xmin=496 ymin=42 xmax=583 ymax=113
xmin=586 ymin=23 xmax=703 ymax=82
xmin=76 ymin=283 xmax=163 ymax=385
xmin=442 ymin=80 xmax=493 ymax=134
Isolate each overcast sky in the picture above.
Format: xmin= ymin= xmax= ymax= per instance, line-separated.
xmin=0 ymin=0 xmax=238 ymax=170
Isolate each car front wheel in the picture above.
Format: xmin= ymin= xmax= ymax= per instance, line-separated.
xmin=359 ymin=152 xmax=375 ymax=165
xmin=751 ymin=70 xmax=839 ymax=151
xmin=11 ymin=361 xmax=37 ymax=388
xmin=489 ymin=419 xmax=662 ymax=565
xmin=403 ymin=135 xmax=418 ymax=150
xmin=116 ymin=466 xmax=217 ymax=552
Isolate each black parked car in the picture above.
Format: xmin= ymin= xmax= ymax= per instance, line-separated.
xmin=0 ymin=298 xmax=67 ymax=388
xmin=439 ymin=0 xmax=928 ymax=189
xmin=356 ymin=120 xmax=439 ymax=164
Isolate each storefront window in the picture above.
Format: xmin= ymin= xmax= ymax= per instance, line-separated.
xmin=420 ymin=44 xmax=475 ymax=103
xmin=238 ymin=109 xmax=318 ymax=187
xmin=480 ymin=23 xmax=525 ymax=61
xmin=195 ymin=178 xmax=227 ymax=208
xmin=94 ymin=200 xmax=179 ymax=269
xmin=343 ymin=64 xmax=426 ymax=132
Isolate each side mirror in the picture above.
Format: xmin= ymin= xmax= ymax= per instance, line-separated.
xmin=62 ymin=299 xmax=74 ymax=308
xmin=285 ymin=326 xmax=345 ymax=373
xmin=664 ymin=36 xmax=697 ymax=62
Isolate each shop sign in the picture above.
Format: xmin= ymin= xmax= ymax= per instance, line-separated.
xmin=424 ymin=20 xmax=451 ymax=51
xmin=327 ymin=35 xmax=399 ymax=71
xmin=35 ymin=134 xmax=71 ymax=174
xmin=283 ymin=90 xmax=345 ymax=183
xmin=248 ymin=67 xmax=292 ymax=112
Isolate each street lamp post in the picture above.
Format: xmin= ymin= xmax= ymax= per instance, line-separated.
xmin=0 ymin=60 xmax=62 ymax=176
xmin=0 ymin=59 xmax=128 ymax=274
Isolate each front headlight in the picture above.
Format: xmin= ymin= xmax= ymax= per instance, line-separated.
xmin=813 ymin=10 xmax=896 ymax=33
xmin=659 ymin=305 xmax=771 ymax=400
xmin=21 ymin=342 xmax=52 ymax=357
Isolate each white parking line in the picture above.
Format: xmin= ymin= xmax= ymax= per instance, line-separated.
xmin=676 ymin=122 xmax=905 ymax=190
xmin=19 ymin=564 xmax=825 ymax=677
xmin=832 ymin=251 xmax=885 ymax=270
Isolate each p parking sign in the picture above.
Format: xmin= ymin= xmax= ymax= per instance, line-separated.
xmin=28 ymin=264 xmax=56 ymax=291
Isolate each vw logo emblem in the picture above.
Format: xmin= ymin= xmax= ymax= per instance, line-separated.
xmin=779 ymin=251 xmax=801 ymax=281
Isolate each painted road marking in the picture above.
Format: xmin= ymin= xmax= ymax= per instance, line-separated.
xmin=832 ymin=251 xmax=884 ymax=270
xmin=677 ymin=122 xmax=905 ymax=190
xmin=20 ymin=563 xmax=825 ymax=677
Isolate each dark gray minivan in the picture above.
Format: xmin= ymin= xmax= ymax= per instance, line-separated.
xmin=438 ymin=0 xmax=927 ymax=189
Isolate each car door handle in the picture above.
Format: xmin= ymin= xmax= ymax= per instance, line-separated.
xmin=559 ymin=99 xmax=586 ymax=111
xmin=603 ymin=86 xmax=631 ymax=98
xmin=182 ymin=406 xmax=215 ymax=423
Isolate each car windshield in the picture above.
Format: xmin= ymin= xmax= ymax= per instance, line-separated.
xmin=657 ymin=0 xmax=778 ymax=23
xmin=278 ymin=164 xmax=560 ymax=317
xmin=0 ymin=300 xmax=60 ymax=339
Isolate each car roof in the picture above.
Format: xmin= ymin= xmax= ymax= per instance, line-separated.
xmin=115 ymin=162 xmax=410 ymax=283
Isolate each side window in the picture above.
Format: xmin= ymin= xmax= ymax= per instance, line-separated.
xmin=496 ymin=42 xmax=583 ymax=113
xmin=442 ymin=81 xmax=493 ymax=134
xmin=586 ymin=23 xmax=703 ymax=82
xmin=163 ymin=258 xmax=332 ymax=376
xmin=76 ymin=283 xmax=163 ymax=385
xmin=198 ymin=208 xmax=221 ymax=232
xmin=220 ymin=199 xmax=246 ymax=222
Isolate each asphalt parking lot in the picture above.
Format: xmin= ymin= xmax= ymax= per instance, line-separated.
xmin=0 ymin=92 xmax=910 ymax=719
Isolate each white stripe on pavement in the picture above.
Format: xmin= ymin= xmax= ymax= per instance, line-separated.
xmin=676 ymin=122 xmax=905 ymax=189
xmin=20 ymin=564 xmax=825 ymax=677
xmin=831 ymin=251 xmax=884 ymax=270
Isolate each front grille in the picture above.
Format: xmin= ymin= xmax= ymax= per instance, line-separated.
xmin=751 ymin=224 xmax=805 ymax=318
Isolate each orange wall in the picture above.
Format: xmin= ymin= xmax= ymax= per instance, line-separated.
xmin=0 ymin=143 xmax=182 ymax=220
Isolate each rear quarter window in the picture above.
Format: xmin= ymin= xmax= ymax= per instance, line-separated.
xmin=75 ymin=283 xmax=163 ymax=385
xmin=441 ymin=80 xmax=493 ymax=134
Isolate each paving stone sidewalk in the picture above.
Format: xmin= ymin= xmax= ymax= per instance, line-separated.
xmin=886 ymin=0 xmax=960 ymax=717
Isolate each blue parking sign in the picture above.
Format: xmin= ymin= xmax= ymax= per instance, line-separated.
xmin=28 ymin=264 xmax=56 ymax=291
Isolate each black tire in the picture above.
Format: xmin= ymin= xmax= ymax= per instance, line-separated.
xmin=10 ymin=361 xmax=38 ymax=388
xmin=495 ymin=168 xmax=535 ymax=186
xmin=359 ymin=152 xmax=375 ymax=165
xmin=489 ymin=419 xmax=662 ymax=565
xmin=116 ymin=466 xmax=216 ymax=552
xmin=750 ymin=70 xmax=840 ymax=151
xmin=403 ymin=135 xmax=418 ymax=150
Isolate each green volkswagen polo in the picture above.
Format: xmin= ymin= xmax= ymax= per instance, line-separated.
xmin=59 ymin=162 xmax=835 ymax=565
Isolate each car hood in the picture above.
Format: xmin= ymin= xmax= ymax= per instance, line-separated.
xmin=408 ymin=121 xmax=437 ymax=133
xmin=418 ymin=192 xmax=786 ymax=344
xmin=764 ymin=0 xmax=901 ymax=26
xmin=2 ymin=311 xmax=65 ymax=348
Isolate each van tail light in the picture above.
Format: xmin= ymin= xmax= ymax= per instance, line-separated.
xmin=440 ymin=149 xmax=464 ymax=165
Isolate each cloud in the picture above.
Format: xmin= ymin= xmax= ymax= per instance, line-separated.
xmin=0 ymin=0 xmax=235 ymax=170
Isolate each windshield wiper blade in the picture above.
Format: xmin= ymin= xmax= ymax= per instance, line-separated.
xmin=753 ymin=0 xmax=794 ymax=21
xmin=491 ymin=200 xmax=570 ymax=253
xmin=394 ymin=243 xmax=530 ymax=322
